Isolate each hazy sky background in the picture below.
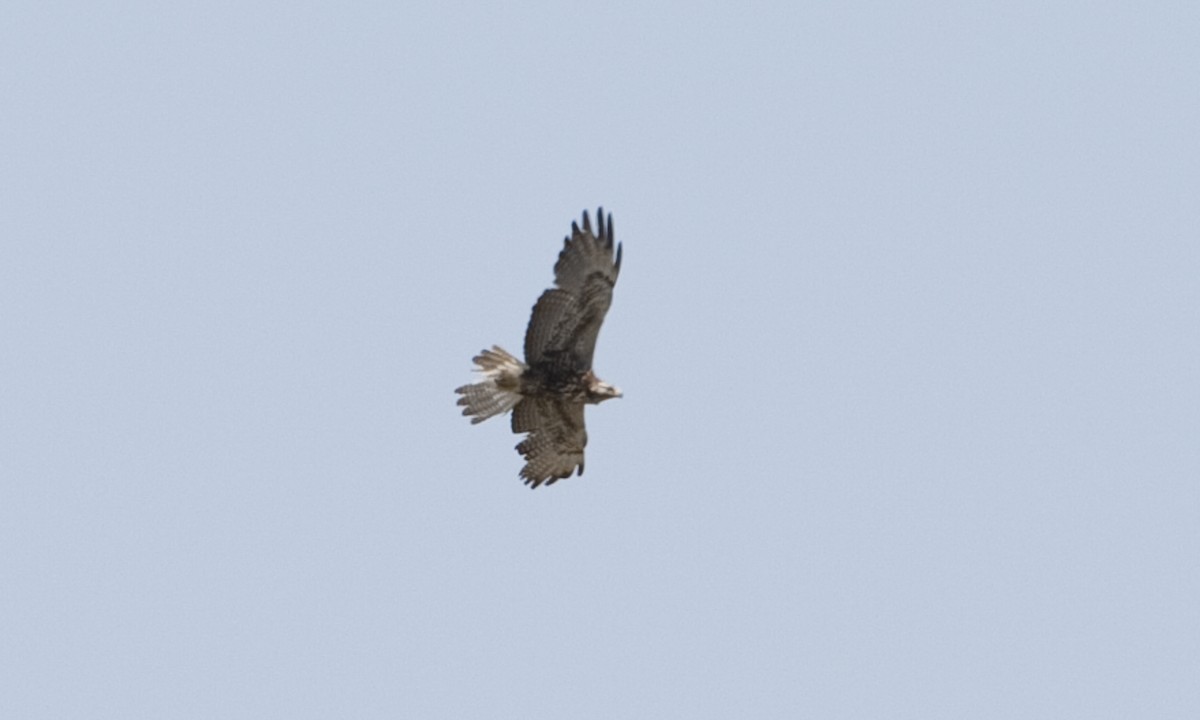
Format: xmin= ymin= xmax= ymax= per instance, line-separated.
xmin=3 ymin=2 xmax=1198 ymax=718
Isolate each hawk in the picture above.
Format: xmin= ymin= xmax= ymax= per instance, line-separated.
xmin=456 ymin=208 xmax=623 ymax=488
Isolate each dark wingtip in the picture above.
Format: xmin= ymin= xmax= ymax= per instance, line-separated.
xmin=614 ymin=242 xmax=623 ymax=275
xmin=581 ymin=209 xmax=592 ymax=234
xmin=606 ymin=212 xmax=614 ymax=249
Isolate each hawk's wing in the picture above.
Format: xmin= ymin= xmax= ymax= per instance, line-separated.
xmin=524 ymin=208 xmax=622 ymax=369
xmin=511 ymin=396 xmax=587 ymax=488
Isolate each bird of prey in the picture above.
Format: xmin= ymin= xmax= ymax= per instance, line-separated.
xmin=456 ymin=208 xmax=623 ymax=488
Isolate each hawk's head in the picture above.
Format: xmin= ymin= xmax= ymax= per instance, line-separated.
xmin=584 ymin=371 xmax=623 ymax=404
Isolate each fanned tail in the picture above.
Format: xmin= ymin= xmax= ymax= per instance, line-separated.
xmin=455 ymin=346 xmax=526 ymax=424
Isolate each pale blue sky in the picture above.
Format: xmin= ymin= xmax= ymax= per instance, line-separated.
xmin=3 ymin=2 xmax=1198 ymax=718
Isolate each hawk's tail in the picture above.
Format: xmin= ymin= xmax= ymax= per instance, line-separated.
xmin=455 ymin=345 xmax=527 ymax=424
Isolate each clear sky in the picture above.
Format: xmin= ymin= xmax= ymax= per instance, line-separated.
xmin=3 ymin=2 xmax=1198 ymax=718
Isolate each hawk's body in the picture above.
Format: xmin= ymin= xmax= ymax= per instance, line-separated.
xmin=455 ymin=209 xmax=623 ymax=488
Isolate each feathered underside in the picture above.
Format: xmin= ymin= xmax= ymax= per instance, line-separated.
xmin=512 ymin=208 xmax=621 ymax=486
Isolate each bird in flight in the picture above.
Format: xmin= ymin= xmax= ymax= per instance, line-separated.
xmin=456 ymin=208 xmax=623 ymax=488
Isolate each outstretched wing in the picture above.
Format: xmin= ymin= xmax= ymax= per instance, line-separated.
xmin=524 ymin=208 xmax=622 ymax=369
xmin=511 ymin=396 xmax=587 ymax=488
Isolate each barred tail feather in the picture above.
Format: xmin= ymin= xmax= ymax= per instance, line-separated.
xmin=455 ymin=345 xmax=526 ymax=424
